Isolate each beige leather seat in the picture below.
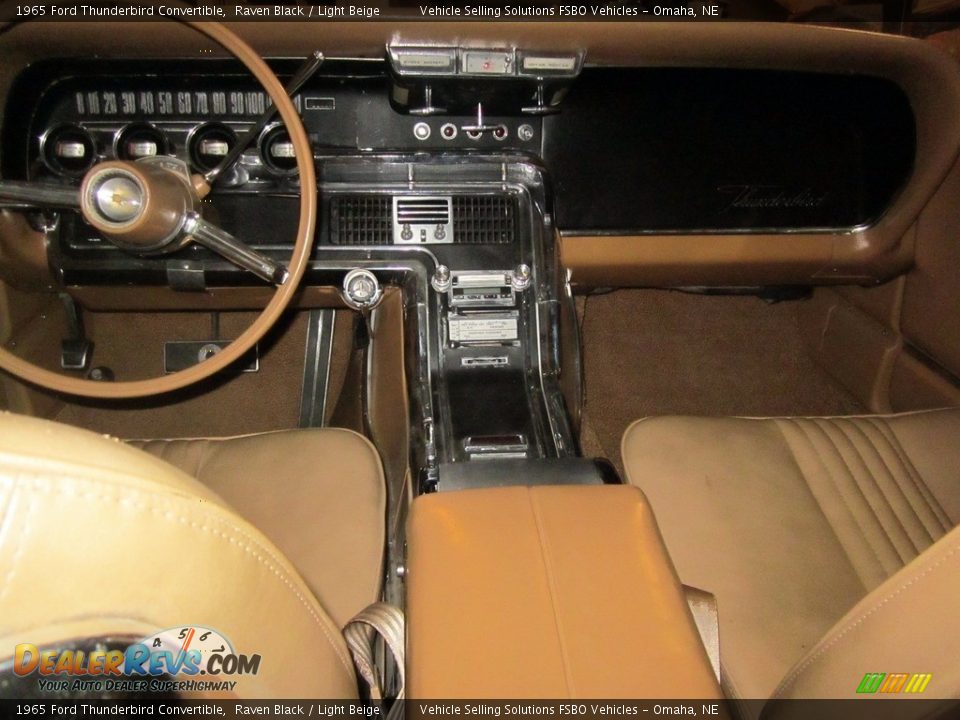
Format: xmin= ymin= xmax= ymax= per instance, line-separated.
xmin=129 ymin=432 xmax=385 ymax=629
xmin=622 ymin=408 xmax=960 ymax=708
xmin=0 ymin=412 xmax=385 ymax=697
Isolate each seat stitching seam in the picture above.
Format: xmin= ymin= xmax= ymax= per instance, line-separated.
xmin=44 ymin=477 xmax=354 ymax=674
xmin=865 ymin=417 xmax=952 ymax=533
xmin=193 ymin=442 xmax=214 ymax=481
xmin=718 ymin=658 xmax=743 ymax=702
xmin=729 ymin=407 xmax=956 ymax=422
xmin=770 ymin=419 xmax=857 ymax=563
xmin=527 ymin=489 xmax=576 ymax=698
xmin=816 ymin=419 xmax=910 ymax=564
xmin=876 ymin=419 xmax=952 ymax=529
xmin=771 ymin=540 xmax=960 ymax=700
xmin=785 ymin=419 xmax=891 ymax=578
xmin=0 ymin=476 xmax=15 ymax=547
xmin=9 ymin=474 xmax=355 ymax=676
xmin=125 ymin=427 xmax=365 ymax=444
xmin=832 ymin=418 xmax=924 ymax=557
xmin=842 ymin=419 xmax=937 ymax=548
xmin=805 ymin=418 xmax=907 ymax=568
xmin=0 ymin=481 xmax=30 ymax=606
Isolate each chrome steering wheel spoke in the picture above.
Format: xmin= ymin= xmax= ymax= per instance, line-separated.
xmin=183 ymin=212 xmax=289 ymax=286
xmin=1 ymin=166 xmax=288 ymax=287
xmin=0 ymin=180 xmax=80 ymax=209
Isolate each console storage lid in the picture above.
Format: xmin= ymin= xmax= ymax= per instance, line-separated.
xmin=406 ymin=485 xmax=723 ymax=699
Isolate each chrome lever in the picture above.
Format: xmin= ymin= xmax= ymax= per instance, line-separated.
xmin=0 ymin=180 xmax=80 ymax=209
xmin=203 ymin=50 xmax=324 ymax=185
xmin=461 ymin=103 xmax=502 ymax=134
xmin=183 ymin=212 xmax=288 ymax=285
xmin=410 ymin=85 xmax=447 ymax=116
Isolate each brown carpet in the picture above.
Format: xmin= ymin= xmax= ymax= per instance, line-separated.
xmin=580 ymin=290 xmax=863 ymax=475
xmin=54 ymin=309 xmax=356 ymax=439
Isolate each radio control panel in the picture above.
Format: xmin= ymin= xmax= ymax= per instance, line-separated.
xmin=443 ymin=270 xmax=523 ymax=346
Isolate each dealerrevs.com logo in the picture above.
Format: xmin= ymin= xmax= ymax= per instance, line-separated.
xmin=13 ymin=626 xmax=261 ymax=694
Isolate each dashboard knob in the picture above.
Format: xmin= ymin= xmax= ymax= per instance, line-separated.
xmin=413 ymin=122 xmax=431 ymax=141
xmin=431 ymin=264 xmax=452 ymax=293
xmin=511 ymin=263 xmax=532 ymax=292
xmin=342 ymin=268 xmax=382 ymax=311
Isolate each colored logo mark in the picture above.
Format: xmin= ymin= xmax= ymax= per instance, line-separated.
xmin=856 ymin=672 xmax=932 ymax=694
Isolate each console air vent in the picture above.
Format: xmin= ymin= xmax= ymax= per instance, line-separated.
xmin=393 ymin=196 xmax=453 ymax=244
xmin=329 ymin=193 xmax=518 ymax=245
xmin=329 ymin=195 xmax=392 ymax=246
xmin=452 ymin=195 xmax=517 ymax=245
xmin=395 ymin=197 xmax=451 ymax=225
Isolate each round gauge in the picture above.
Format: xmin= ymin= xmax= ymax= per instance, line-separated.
xmin=139 ymin=625 xmax=234 ymax=676
xmin=258 ymin=123 xmax=298 ymax=176
xmin=115 ymin=123 xmax=169 ymax=161
xmin=41 ymin=124 xmax=97 ymax=176
xmin=188 ymin=122 xmax=237 ymax=173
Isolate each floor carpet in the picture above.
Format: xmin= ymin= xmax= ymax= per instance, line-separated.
xmin=579 ymin=289 xmax=863 ymax=475
xmin=54 ymin=309 xmax=357 ymax=439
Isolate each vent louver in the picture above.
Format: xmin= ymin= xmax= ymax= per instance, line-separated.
xmin=329 ymin=193 xmax=518 ymax=245
xmin=452 ymin=195 xmax=517 ymax=245
xmin=329 ymin=195 xmax=392 ymax=246
xmin=395 ymin=197 xmax=451 ymax=226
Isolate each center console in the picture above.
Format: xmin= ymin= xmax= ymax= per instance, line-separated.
xmin=406 ymin=485 xmax=723 ymax=698
xmin=10 ymin=56 xmax=606 ymax=494
xmin=317 ymin=153 xmax=599 ymax=493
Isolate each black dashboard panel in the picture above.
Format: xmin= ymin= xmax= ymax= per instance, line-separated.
xmin=0 ymin=58 xmax=542 ymax=185
xmin=1 ymin=58 xmax=545 ymax=280
xmin=544 ymin=68 xmax=916 ymax=233
xmin=1 ymin=59 xmax=918 ymax=253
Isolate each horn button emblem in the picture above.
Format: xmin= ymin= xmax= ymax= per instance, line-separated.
xmin=91 ymin=173 xmax=144 ymax=224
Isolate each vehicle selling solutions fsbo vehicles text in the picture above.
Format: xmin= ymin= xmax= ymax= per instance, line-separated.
xmin=417 ymin=5 xmax=722 ymax=17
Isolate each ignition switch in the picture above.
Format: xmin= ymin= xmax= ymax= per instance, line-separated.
xmin=342 ymin=268 xmax=383 ymax=311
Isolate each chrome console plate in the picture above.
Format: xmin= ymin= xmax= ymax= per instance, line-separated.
xmin=312 ymin=153 xmax=580 ymax=483
xmin=447 ymin=312 xmax=519 ymax=344
xmin=448 ymin=270 xmax=515 ymax=308
xmin=393 ymin=195 xmax=453 ymax=244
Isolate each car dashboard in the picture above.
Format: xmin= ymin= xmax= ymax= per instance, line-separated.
xmin=1 ymin=22 xmax=958 ymax=487
xmin=2 ymin=19 xmax=960 ymax=708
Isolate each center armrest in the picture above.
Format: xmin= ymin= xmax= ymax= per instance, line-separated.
xmin=406 ymin=484 xmax=723 ymax=699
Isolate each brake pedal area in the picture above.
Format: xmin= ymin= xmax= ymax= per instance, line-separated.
xmin=163 ymin=341 xmax=259 ymax=373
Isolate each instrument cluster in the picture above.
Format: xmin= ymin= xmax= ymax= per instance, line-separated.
xmin=16 ymin=57 xmax=545 ymax=192
xmin=36 ymin=85 xmax=298 ymax=188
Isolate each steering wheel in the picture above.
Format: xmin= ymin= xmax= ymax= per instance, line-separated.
xmin=0 ymin=22 xmax=316 ymax=399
